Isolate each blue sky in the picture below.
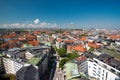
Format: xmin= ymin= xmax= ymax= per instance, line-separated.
xmin=0 ymin=0 xmax=120 ymax=29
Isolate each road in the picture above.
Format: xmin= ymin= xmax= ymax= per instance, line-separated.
xmin=53 ymin=61 xmax=64 ymax=80
xmin=51 ymin=44 xmax=65 ymax=80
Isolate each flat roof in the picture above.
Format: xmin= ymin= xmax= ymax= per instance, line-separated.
xmin=28 ymin=57 xmax=41 ymax=65
xmin=23 ymin=44 xmax=33 ymax=48
xmin=65 ymin=62 xmax=80 ymax=80
xmin=97 ymin=54 xmax=120 ymax=70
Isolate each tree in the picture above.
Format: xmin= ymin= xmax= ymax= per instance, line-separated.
xmin=88 ymin=47 xmax=94 ymax=52
xmin=80 ymin=34 xmax=88 ymax=37
xmin=57 ymin=48 xmax=67 ymax=57
xmin=67 ymin=51 xmax=79 ymax=60
xmin=59 ymin=58 xmax=69 ymax=69
xmin=2 ymin=74 xmax=16 ymax=80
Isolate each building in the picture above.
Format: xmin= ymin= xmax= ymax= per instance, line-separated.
xmin=3 ymin=57 xmax=23 ymax=74
xmin=79 ymin=53 xmax=120 ymax=80
xmin=2 ymin=46 xmax=50 ymax=80
xmin=64 ymin=62 xmax=80 ymax=80
xmin=0 ymin=54 xmax=5 ymax=74
xmin=16 ymin=65 xmax=39 ymax=80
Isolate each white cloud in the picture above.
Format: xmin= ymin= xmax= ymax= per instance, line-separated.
xmin=34 ymin=18 xmax=39 ymax=24
xmin=40 ymin=22 xmax=47 ymax=27
xmin=0 ymin=19 xmax=58 ymax=28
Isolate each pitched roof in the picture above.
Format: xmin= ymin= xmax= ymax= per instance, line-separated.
xmin=76 ymin=56 xmax=86 ymax=62
xmin=63 ymin=40 xmax=74 ymax=43
xmin=67 ymin=44 xmax=87 ymax=53
xmin=88 ymin=42 xmax=101 ymax=49
xmin=28 ymin=40 xmax=39 ymax=46
xmin=80 ymin=37 xmax=87 ymax=42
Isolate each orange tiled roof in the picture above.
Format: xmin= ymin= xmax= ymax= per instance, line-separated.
xmin=7 ymin=40 xmax=19 ymax=43
xmin=77 ymin=56 xmax=86 ymax=62
xmin=9 ymin=33 xmax=16 ymax=38
xmin=73 ymin=44 xmax=87 ymax=53
xmin=28 ymin=40 xmax=39 ymax=46
xmin=57 ymin=38 xmax=62 ymax=42
xmin=109 ymin=35 xmax=120 ymax=40
xmin=18 ymin=36 xmax=26 ymax=40
xmin=8 ymin=43 xmax=17 ymax=49
xmin=2 ymin=35 xmax=11 ymax=38
xmin=80 ymin=37 xmax=87 ymax=42
xmin=33 ymin=30 xmax=41 ymax=35
xmin=25 ymin=34 xmax=36 ymax=40
xmin=63 ymin=40 xmax=74 ymax=43
xmin=88 ymin=42 xmax=100 ymax=49
xmin=0 ymin=43 xmax=7 ymax=48
xmin=67 ymin=44 xmax=87 ymax=53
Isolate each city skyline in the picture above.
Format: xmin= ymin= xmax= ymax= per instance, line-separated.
xmin=0 ymin=0 xmax=120 ymax=29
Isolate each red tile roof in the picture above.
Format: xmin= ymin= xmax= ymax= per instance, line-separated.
xmin=2 ymin=35 xmax=11 ymax=38
xmin=80 ymin=37 xmax=87 ymax=42
xmin=108 ymin=35 xmax=120 ymax=40
xmin=28 ymin=40 xmax=39 ymax=46
xmin=33 ymin=30 xmax=41 ymax=35
xmin=67 ymin=44 xmax=87 ymax=53
xmin=0 ymin=43 xmax=7 ymax=48
xmin=57 ymin=38 xmax=62 ymax=42
xmin=76 ymin=56 xmax=86 ymax=62
xmin=88 ymin=42 xmax=101 ymax=49
xmin=25 ymin=34 xmax=36 ymax=40
xmin=18 ymin=36 xmax=26 ymax=40
xmin=63 ymin=40 xmax=74 ymax=43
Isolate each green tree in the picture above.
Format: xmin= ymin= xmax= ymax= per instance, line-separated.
xmin=80 ymin=34 xmax=88 ymax=37
xmin=2 ymin=74 xmax=16 ymax=80
xmin=57 ymin=48 xmax=67 ymax=57
xmin=59 ymin=58 xmax=69 ymax=69
xmin=67 ymin=51 xmax=79 ymax=60
xmin=88 ymin=47 xmax=94 ymax=52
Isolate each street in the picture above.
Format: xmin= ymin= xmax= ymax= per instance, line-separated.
xmin=53 ymin=61 xmax=64 ymax=80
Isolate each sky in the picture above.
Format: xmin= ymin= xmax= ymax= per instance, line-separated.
xmin=0 ymin=0 xmax=120 ymax=29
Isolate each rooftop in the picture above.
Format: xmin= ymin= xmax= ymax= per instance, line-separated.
xmin=28 ymin=57 xmax=40 ymax=65
xmin=22 ymin=44 xmax=33 ymax=48
xmin=97 ymin=54 xmax=120 ymax=71
xmin=64 ymin=62 xmax=80 ymax=80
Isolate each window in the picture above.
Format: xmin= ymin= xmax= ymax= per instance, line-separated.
xmin=103 ymin=70 xmax=104 ymax=72
xmin=103 ymin=64 xmax=107 ymax=68
xmin=93 ymin=70 xmax=96 ymax=73
xmin=93 ymin=73 xmax=96 ymax=76
xmin=94 ymin=64 xmax=97 ymax=66
xmin=98 ymin=67 xmax=101 ymax=70
xmin=102 ymin=77 xmax=104 ymax=80
xmin=94 ymin=60 xmax=98 ymax=63
xmin=110 ymin=68 xmax=115 ymax=73
xmin=98 ymin=71 xmax=100 ymax=74
xmin=117 ymin=72 xmax=120 ymax=76
xmin=93 ymin=67 xmax=96 ymax=69
xmin=106 ymin=72 xmax=108 ymax=80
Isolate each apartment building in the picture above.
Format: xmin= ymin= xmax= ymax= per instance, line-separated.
xmin=0 ymin=56 xmax=5 ymax=74
xmin=79 ymin=53 xmax=120 ymax=80
xmin=16 ymin=65 xmax=39 ymax=80
xmin=2 ymin=46 xmax=50 ymax=76
xmin=3 ymin=57 xmax=23 ymax=74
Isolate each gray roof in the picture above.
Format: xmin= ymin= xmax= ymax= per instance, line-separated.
xmin=16 ymin=65 xmax=38 ymax=80
xmin=97 ymin=54 xmax=120 ymax=70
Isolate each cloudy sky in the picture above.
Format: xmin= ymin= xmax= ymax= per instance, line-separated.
xmin=0 ymin=0 xmax=120 ymax=29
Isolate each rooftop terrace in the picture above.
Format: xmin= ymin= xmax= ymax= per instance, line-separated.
xmin=28 ymin=57 xmax=40 ymax=65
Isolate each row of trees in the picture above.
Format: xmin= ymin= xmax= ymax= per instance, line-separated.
xmin=59 ymin=51 xmax=80 ymax=69
xmin=55 ymin=47 xmax=67 ymax=57
xmin=55 ymin=47 xmax=79 ymax=69
xmin=55 ymin=47 xmax=95 ymax=69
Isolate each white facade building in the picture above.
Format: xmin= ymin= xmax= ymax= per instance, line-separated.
xmin=3 ymin=58 xmax=23 ymax=74
xmin=87 ymin=58 xmax=120 ymax=80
